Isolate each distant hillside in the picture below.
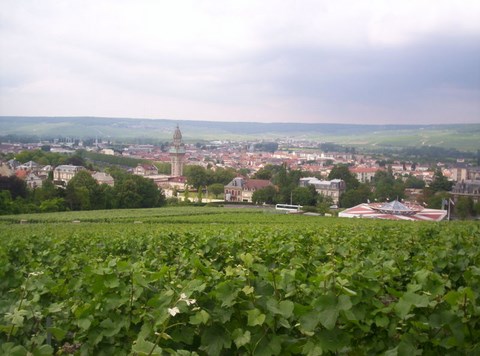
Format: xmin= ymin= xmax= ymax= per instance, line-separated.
xmin=0 ymin=116 xmax=479 ymax=151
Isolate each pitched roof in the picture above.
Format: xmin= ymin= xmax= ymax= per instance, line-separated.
xmin=244 ymin=179 xmax=271 ymax=190
xmin=225 ymin=177 xmax=271 ymax=190
xmin=350 ymin=167 xmax=380 ymax=173
xmin=0 ymin=163 xmax=14 ymax=177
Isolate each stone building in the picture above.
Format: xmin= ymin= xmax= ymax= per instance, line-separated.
xmin=224 ymin=177 xmax=272 ymax=203
xmin=169 ymin=125 xmax=186 ymax=177
xmin=299 ymin=177 xmax=346 ymax=204
xmin=53 ymin=165 xmax=85 ymax=187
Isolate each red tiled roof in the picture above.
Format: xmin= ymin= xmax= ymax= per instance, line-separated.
xmin=244 ymin=179 xmax=271 ymax=190
xmin=15 ymin=169 xmax=28 ymax=179
xmin=349 ymin=167 xmax=380 ymax=173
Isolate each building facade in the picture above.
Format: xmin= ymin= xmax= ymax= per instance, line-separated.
xmin=451 ymin=180 xmax=480 ymax=204
xmin=133 ymin=164 xmax=158 ymax=176
xmin=299 ymin=177 xmax=346 ymax=204
xmin=169 ymin=125 xmax=186 ymax=177
xmin=349 ymin=167 xmax=380 ymax=183
xmin=25 ymin=172 xmax=43 ymax=189
xmin=224 ymin=177 xmax=272 ymax=203
xmin=53 ymin=165 xmax=85 ymax=186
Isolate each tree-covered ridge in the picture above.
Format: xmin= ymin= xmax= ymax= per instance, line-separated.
xmin=0 ymin=211 xmax=479 ymax=355
xmin=1 ymin=117 xmax=480 ymax=152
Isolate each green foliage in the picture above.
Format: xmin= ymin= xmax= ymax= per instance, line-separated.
xmin=328 ymin=165 xmax=359 ymax=191
xmin=39 ymin=198 xmax=66 ymax=213
xmin=339 ymin=183 xmax=372 ymax=208
xmin=185 ymin=166 xmax=209 ymax=189
xmin=372 ymin=169 xmax=405 ymax=202
xmin=0 ymin=190 xmax=12 ymax=214
xmin=422 ymin=190 xmax=450 ymax=209
xmin=254 ymin=142 xmax=279 ymax=153
xmin=0 ymin=176 xmax=28 ymax=199
xmin=252 ymin=185 xmax=277 ymax=204
xmin=153 ymin=162 xmax=172 ymax=175
xmin=210 ymin=167 xmax=237 ymax=186
xmin=81 ymin=150 xmax=148 ymax=168
xmin=253 ymin=166 xmax=275 ymax=180
xmin=114 ymin=175 xmax=165 ymax=209
xmin=65 ymin=171 xmax=99 ymax=210
xmin=292 ymin=186 xmax=317 ymax=206
xmin=207 ymin=183 xmax=224 ymax=198
xmin=429 ymin=169 xmax=453 ymax=193
xmin=14 ymin=149 xmax=68 ymax=166
xmin=0 ymin=208 xmax=479 ymax=354
xmin=404 ymin=175 xmax=426 ymax=189
xmin=454 ymin=197 xmax=475 ymax=220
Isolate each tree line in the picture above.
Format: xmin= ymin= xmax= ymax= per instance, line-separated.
xmin=0 ymin=169 xmax=165 ymax=215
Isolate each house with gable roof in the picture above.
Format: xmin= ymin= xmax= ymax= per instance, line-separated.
xmin=133 ymin=164 xmax=159 ymax=176
xmin=25 ymin=172 xmax=44 ymax=189
xmin=224 ymin=177 xmax=272 ymax=203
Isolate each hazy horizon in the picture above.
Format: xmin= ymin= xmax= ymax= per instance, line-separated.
xmin=3 ymin=115 xmax=480 ymax=127
xmin=1 ymin=1 xmax=479 ymax=125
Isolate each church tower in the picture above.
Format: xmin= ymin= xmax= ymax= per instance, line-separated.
xmin=169 ymin=125 xmax=186 ymax=177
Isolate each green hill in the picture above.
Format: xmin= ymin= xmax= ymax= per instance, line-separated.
xmin=1 ymin=116 xmax=479 ymax=151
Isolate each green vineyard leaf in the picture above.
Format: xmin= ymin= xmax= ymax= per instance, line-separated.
xmin=232 ymin=328 xmax=251 ymax=348
xmin=247 ymin=308 xmax=266 ymax=327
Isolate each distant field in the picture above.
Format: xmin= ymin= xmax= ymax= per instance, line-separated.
xmin=1 ymin=206 xmax=479 ymax=354
xmin=1 ymin=116 xmax=479 ymax=151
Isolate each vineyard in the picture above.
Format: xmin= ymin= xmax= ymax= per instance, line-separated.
xmin=0 ymin=207 xmax=479 ymax=355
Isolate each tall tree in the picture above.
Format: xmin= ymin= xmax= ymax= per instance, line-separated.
xmin=65 ymin=171 xmax=100 ymax=210
xmin=0 ymin=190 xmax=12 ymax=215
xmin=404 ymin=175 xmax=425 ymax=189
xmin=328 ymin=165 xmax=359 ymax=191
xmin=185 ymin=165 xmax=209 ymax=190
xmin=252 ymin=186 xmax=277 ymax=205
xmin=372 ymin=170 xmax=405 ymax=202
xmin=339 ymin=183 xmax=372 ymax=208
xmin=0 ymin=176 xmax=28 ymax=199
xmin=455 ymin=197 xmax=474 ymax=220
xmin=208 ymin=183 xmax=224 ymax=198
xmin=291 ymin=186 xmax=317 ymax=206
xmin=114 ymin=175 xmax=165 ymax=209
xmin=429 ymin=169 xmax=453 ymax=193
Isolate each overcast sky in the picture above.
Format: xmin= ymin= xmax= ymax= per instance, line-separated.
xmin=1 ymin=1 xmax=479 ymax=124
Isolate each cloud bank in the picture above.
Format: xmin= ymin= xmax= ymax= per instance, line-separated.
xmin=1 ymin=0 xmax=479 ymax=124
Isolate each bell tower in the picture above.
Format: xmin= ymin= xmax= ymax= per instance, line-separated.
xmin=169 ymin=125 xmax=186 ymax=177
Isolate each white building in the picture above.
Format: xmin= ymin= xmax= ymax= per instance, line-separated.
xmin=299 ymin=177 xmax=346 ymax=204
xmin=349 ymin=167 xmax=380 ymax=183
xmin=133 ymin=164 xmax=158 ymax=176
xmin=224 ymin=177 xmax=272 ymax=203
xmin=25 ymin=172 xmax=44 ymax=189
xmin=53 ymin=165 xmax=85 ymax=186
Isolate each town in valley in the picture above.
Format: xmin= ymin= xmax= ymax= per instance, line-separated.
xmin=1 ymin=120 xmax=479 ymax=220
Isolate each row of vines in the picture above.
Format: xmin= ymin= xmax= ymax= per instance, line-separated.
xmin=1 ymin=218 xmax=479 ymax=355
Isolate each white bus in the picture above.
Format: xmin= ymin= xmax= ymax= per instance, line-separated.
xmin=275 ymin=204 xmax=302 ymax=212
